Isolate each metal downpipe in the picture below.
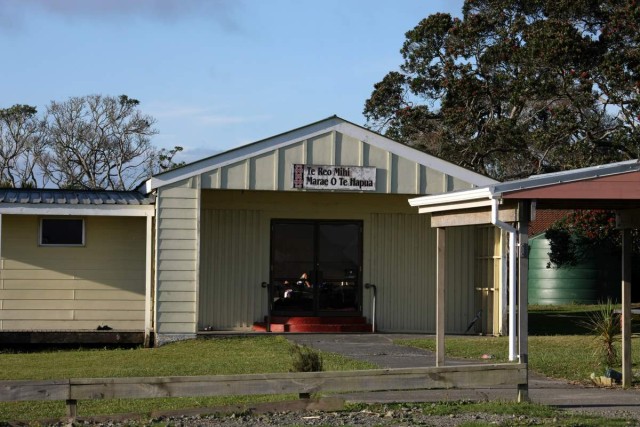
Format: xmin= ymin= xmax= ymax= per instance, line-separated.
xmin=490 ymin=198 xmax=518 ymax=362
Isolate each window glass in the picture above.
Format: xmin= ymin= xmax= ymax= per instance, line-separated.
xmin=40 ymin=218 xmax=84 ymax=246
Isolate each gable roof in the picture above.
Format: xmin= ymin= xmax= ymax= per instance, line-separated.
xmin=409 ymin=159 xmax=640 ymax=213
xmin=140 ymin=116 xmax=497 ymax=193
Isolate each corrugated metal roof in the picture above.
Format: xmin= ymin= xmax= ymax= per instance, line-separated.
xmin=0 ymin=189 xmax=155 ymax=205
xmin=409 ymin=159 xmax=640 ymax=210
xmin=491 ymin=159 xmax=640 ymax=194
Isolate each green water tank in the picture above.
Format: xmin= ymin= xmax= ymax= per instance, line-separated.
xmin=528 ymin=235 xmax=599 ymax=305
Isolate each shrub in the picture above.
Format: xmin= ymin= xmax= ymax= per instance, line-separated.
xmin=289 ymin=344 xmax=323 ymax=372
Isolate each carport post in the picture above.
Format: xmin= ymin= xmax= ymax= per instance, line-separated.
xmin=622 ymin=228 xmax=632 ymax=388
xmin=517 ymin=202 xmax=529 ymax=402
xmin=436 ymin=227 xmax=446 ymax=367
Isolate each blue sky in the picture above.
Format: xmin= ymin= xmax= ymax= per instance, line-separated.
xmin=0 ymin=0 xmax=463 ymax=164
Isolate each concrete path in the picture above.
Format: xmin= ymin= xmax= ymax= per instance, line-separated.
xmin=287 ymin=334 xmax=640 ymax=417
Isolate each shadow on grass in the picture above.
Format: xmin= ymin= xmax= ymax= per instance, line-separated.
xmin=528 ymin=304 xmax=640 ymax=336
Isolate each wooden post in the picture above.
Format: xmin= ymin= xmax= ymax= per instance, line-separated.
xmin=622 ymin=228 xmax=632 ymax=388
xmin=66 ymin=399 xmax=77 ymax=419
xmin=436 ymin=227 xmax=446 ymax=367
xmin=517 ymin=202 xmax=529 ymax=403
xmin=144 ymin=214 xmax=154 ymax=348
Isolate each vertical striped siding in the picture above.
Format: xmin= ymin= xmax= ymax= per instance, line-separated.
xmin=368 ymin=215 xmax=478 ymax=333
xmin=199 ymin=209 xmax=265 ymax=329
xmin=369 ymin=213 xmax=435 ymax=332
xmin=444 ymin=226 xmax=477 ymax=333
xmin=155 ymin=178 xmax=199 ymax=334
xmin=473 ymin=226 xmax=502 ymax=335
xmin=196 ymin=131 xmax=473 ymax=195
xmin=193 ymin=191 xmax=487 ymax=334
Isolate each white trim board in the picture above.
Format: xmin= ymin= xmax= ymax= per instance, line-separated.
xmin=0 ymin=204 xmax=155 ymax=217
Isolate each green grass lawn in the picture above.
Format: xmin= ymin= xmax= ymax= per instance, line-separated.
xmin=2 ymin=306 xmax=636 ymax=424
xmin=0 ymin=336 xmax=376 ymax=421
xmin=398 ymin=304 xmax=640 ymax=384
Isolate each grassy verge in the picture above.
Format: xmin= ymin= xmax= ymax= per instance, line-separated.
xmin=398 ymin=304 xmax=640 ymax=383
xmin=0 ymin=336 xmax=376 ymax=421
xmin=397 ymin=335 xmax=639 ymax=382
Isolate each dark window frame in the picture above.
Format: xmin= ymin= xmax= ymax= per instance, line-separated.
xmin=39 ymin=217 xmax=85 ymax=247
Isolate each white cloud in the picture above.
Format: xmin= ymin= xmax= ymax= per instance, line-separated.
xmin=0 ymin=0 xmax=243 ymax=31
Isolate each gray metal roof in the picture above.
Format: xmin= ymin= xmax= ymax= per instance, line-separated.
xmin=0 ymin=189 xmax=155 ymax=205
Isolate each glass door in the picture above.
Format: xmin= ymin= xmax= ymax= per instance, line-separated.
xmin=270 ymin=220 xmax=362 ymax=316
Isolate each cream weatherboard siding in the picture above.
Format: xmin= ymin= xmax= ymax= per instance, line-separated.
xmin=0 ymin=215 xmax=145 ymax=330
xmin=155 ymin=177 xmax=200 ymax=339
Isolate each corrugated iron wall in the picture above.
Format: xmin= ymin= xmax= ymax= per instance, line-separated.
xmin=199 ymin=209 xmax=266 ymax=329
xmin=367 ymin=215 xmax=478 ymax=333
xmin=196 ymin=191 xmax=487 ymax=333
xmin=368 ymin=213 xmax=435 ymax=331
xmin=473 ymin=226 xmax=502 ymax=335
xmin=443 ymin=226 xmax=478 ymax=333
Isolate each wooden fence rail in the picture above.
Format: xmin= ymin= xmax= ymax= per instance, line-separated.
xmin=0 ymin=363 xmax=527 ymax=419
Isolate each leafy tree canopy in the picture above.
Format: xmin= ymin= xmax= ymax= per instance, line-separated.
xmin=364 ymin=0 xmax=640 ymax=180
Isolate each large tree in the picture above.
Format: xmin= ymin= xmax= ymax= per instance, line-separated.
xmin=41 ymin=94 xmax=158 ymax=190
xmin=0 ymin=94 xmax=166 ymax=190
xmin=364 ymin=0 xmax=640 ymax=181
xmin=0 ymin=105 xmax=44 ymax=188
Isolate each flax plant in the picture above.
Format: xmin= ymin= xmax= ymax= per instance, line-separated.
xmin=579 ymin=299 xmax=620 ymax=369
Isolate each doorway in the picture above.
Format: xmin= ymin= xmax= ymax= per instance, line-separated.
xmin=270 ymin=220 xmax=362 ymax=316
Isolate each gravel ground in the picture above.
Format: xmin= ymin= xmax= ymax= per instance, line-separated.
xmin=147 ymin=409 xmax=533 ymax=427
xmin=49 ymin=408 xmax=549 ymax=427
xmin=28 ymin=402 xmax=640 ymax=427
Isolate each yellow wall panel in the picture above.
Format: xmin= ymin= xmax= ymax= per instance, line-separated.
xmin=307 ymin=133 xmax=333 ymax=165
xmin=0 ymin=289 xmax=74 ymax=300
xmin=335 ymin=132 xmax=362 ymax=166
xmin=75 ymin=310 xmax=144 ymax=320
xmin=0 ymin=215 xmax=146 ymax=332
xmin=4 ymin=299 xmax=144 ymax=310
xmin=201 ymin=169 xmax=220 ymax=189
xmin=2 ymin=320 xmax=141 ymax=330
xmin=221 ymin=161 xmax=248 ymax=189
xmin=250 ymin=152 xmax=277 ymax=190
xmin=0 ymin=310 xmax=73 ymax=320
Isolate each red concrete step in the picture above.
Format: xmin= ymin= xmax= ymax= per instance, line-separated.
xmin=252 ymin=315 xmax=372 ymax=333
xmin=252 ymin=322 xmax=372 ymax=333
xmin=268 ymin=316 xmax=367 ymax=325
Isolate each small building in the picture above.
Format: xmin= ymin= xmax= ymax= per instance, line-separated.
xmin=0 ymin=116 xmax=505 ymax=345
xmin=0 ymin=190 xmax=154 ymax=344
xmin=145 ymin=116 xmax=504 ymax=343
